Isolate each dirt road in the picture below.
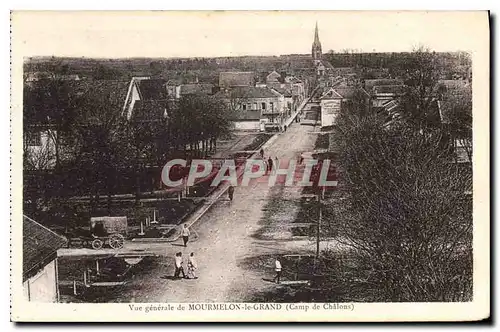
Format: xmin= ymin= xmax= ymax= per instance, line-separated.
xmin=94 ymin=121 xmax=320 ymax=303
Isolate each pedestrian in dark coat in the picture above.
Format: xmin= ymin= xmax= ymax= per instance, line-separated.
xmin=228 ymin=185 xmax=234 ymax=201
xmin=259 ymin=148 xmax=264 ymax=159
xmin=267 ymin=157 xmax=273 ymax=173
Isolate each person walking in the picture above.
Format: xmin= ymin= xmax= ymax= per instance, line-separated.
xmin=181 ymin=224 xmax=190 ymax=247
xmin=174 ymin=252 xmax=186 ymax=279
xmin=259 ymin=148 xmax=264 ymax=159
xmin=267 ymin=157 xmax=273 ymax=174
xmin=273 ymin=257 xmax=282 ymax=284
xmin=228 ymin=185 xmax=235 ymax=201
xmin=187 ymin=252 xmax=198 ymax=279
xmin=274 ymin=156 xmax=279 ymax=172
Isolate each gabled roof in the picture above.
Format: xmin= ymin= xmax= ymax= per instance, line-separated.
xmin=23 ymin=215 xmax=67 ymax=281
xmin=136 ymin=79 xmax=167 ymax=100
xmin=321 ymin=86 xmax=371 ymax=100
xmin=320 ymin=87 xmax=344 ymax=99
xmin=219 ymin=72 xmax=255 ymax=88
xmin=266 ymin=71 xmax=282 ymax=83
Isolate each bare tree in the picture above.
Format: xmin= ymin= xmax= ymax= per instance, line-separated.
xmin=323 ymin=111 xmax=472 ymax=302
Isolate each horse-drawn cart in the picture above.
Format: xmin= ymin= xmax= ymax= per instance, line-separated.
xmin=67 ymin=216 xmax=127 ymax=250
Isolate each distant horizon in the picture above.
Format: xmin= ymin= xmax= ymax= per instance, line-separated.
xmin=12 ymin=11 xmax=484 ymax=59
xmin=23 ymin=50 xmax=469 ymax=63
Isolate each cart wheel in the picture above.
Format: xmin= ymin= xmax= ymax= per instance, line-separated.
xmin=108 ymin=234 xmax=124 ymax=249
xmin=91 ymin=238 xmax=103 ymax=250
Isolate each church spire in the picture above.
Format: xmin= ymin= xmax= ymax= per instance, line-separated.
xmin=312 ymin=22 xmax=322 ymax=61
xmin=314 ymin=21 xmax=320 ymax=44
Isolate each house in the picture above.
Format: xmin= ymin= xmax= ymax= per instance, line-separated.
xmin=362 ymin=79 xmax=405 ymax=109
xmin=24 ymin=80 xmax=130 ymax=169
xmin=178 ymin=83 xmax=215 ymax=98
xmin=319 ymin=86 xmax=370 ymax=127
xmin=23 ymin=215 xmax=67 ymax=302
xmin=122 ymin=77 xmax=168 ymax=120
xmin=215 ymin=86 xmax=284 ymax=131
xmin=314 ymin=59 xmax=334 ymax=77
xmin=219 ymin=72 xmax=255 ymax=88
xmin=265 ymin=71 xmax=284 ymax=87
xmin=271 ymin=86 xmax=294 ymax=119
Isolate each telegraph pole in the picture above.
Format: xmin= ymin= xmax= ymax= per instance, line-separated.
xmin=316 ymin=186 xmax=324 ymax=260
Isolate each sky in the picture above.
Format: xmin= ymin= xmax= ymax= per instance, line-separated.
xmin=11 ymin=11 xmax=488 ymax=59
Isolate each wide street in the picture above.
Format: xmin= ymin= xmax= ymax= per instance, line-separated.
xmin=98 ymin=116 xmax=325 ymax=303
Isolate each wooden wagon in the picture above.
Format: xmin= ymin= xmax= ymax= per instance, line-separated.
xmin=67 ymin=216 xmax=127 ymax=250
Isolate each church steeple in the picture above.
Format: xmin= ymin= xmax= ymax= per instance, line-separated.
xmin=312 ymin=22 xmax=322 ymax=61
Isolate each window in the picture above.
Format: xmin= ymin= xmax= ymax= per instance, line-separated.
xmin=242 ymin=104 xmax=247 ymax=111
xmin=253 ymin=103 xmax=257 ymax=110
xmin=270 ymin=102 xmax=274 ymax=110
xmin=26 ymin=131 xmax=41 ymax=146
xmin=262 ymin=102 xmax=266 ymax=110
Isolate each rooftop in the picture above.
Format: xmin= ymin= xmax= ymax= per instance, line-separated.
xmin=219 ymin=72 xmax=255 ymax=88
xmin=179 ymin=83 xmax=214 ymax=96
xmin=216 ymin=86 xmax=279 ymax=99
xmin=136 ymin=79 xmax=168 ymax=100
xmin=23 ymin=215 xmax=67 ymax=281
xmin=364 ymin=79 xmax=404 ymax=92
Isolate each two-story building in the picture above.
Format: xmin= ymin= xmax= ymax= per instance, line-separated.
xmin=319 ymin=85 xmax=370 ymax=127
xmin=215 ymin=86 xmax=284 ymax=131
xmin=362 ymin=79 xmax=405 ymax=110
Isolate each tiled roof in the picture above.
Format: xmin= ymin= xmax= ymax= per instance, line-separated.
xmin=179 ymin=83 xmax=214 ymax=95
xmin=137 ymin=79 xmax=167 ymax=100
xmin=23 ymin=215 xmax=67 ymax=281
xmin=216 ymin=86 xmax=278 ymax=99
xmin=219 ymin=72 xmax=255 ymax=88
